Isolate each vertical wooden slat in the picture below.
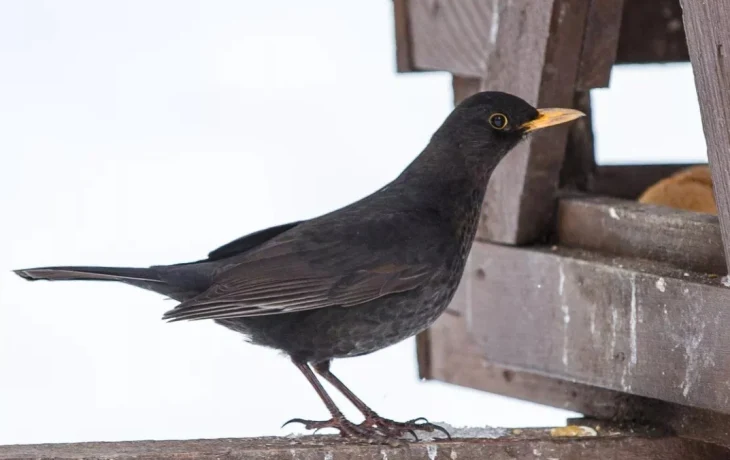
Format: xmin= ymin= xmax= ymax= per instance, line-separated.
xmin=393 ymin=0 xmax=416 ymax=72
xmin=407 ymin=0 xmax=495 ymax=76
xmin=575 ymin=0 xmax=625 ymax=90
xmin=479 ymin=0 xmax=590 ymax=244
xmin=681 ymin=0 xmax=730 ymax=272
xmin=559 ymin=91 xmax=595 ymax=192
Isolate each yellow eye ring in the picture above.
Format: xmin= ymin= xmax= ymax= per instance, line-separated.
xmin=489 ymin=113 xmax=508 ymax=130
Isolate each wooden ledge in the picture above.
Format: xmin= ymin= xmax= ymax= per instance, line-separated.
xmin=557 ymin=195 xmax=725 ymax=274
xmin=460 ymin=243 xmax=730 ymax=413
xmin=1 ymin=428 xmax=727 ymax=460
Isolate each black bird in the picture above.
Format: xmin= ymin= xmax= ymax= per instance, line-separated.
xmin=14 ymin=91 xmax=582 ymax=442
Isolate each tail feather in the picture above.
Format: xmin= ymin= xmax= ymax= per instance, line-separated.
xmin=13 ymin=265 xmax=209 ymax=302
xmin=14 ymin=266 xmax=162 ymax=283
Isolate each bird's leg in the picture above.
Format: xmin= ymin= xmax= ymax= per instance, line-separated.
xmin=282 ymin=359 xmax=392 ymax=443
xmin=312 ymin=360 xmax=451 ymax=441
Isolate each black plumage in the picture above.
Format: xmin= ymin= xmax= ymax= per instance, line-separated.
xmin=14 ymin=91 xmax=582 ymax=442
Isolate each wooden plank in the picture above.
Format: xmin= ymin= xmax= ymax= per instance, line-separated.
xmin=420 ymin=274 xmax=648 ymax=419
xmin=407 ymin=0 xmax=494 ymax=76
xmin=682 ymin=0 xmax=730 ymax=273
xmin=1 ymin=433 xmax=726 ymax=460
xmin=463 ymin=243 xmax=730 ymax=413
xmin=556 ymin=195 xmax=726 ymax=274
xmin=393 ymin=0 xmax=417 ymax=72
xmin=588 ymin=164 xmax=704 ymax=200
xmin=480 ymin=0 xmax=590 ymax=244
xmin=420 ymin=289 xmax=730 ymax=448
xmin=615 ymin=0 xmax=688 ymax=63
xmin=559 ymin=91 xmax=595 ymax=192
xmin=575 ymin=0 xmax=625 ymax=90
xmin=400 ymin=0 xmax=687 ymax=78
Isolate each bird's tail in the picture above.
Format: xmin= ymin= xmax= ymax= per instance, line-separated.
xmin=14 ymin=266 xmax=161 ymax=283
xmin=13 ymin=264 xmax=209 ymax=302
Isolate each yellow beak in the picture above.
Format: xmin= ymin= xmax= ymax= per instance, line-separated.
xmin=520 ymin=108 xmax=585 ymax=133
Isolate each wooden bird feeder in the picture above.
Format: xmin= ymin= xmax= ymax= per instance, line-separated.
xmin=394 ymin=0 xmax=730 ymax=455
xmin=6 ymin=2 xmax=730 ymax=458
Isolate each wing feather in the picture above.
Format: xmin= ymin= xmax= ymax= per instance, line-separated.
xmin=162 ymin=209 xmax=444 ymax=322
xmin=162 ymin=261 xmax=432 ymax=322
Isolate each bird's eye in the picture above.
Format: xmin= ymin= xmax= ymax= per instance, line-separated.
xmin=489 ymin=113 xmax=508 ymax=130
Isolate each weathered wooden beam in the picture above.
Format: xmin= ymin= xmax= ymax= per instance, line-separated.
xmin=395 ymin=0 xmax=688 ymax=78
xmin=576 ymin=0 xmax=625 ymax=90
xmin=557 ymin=195 xmax=726 ymax=274
xmin=1 ymin=432 xmax=727 ymax=460
xmin=682 ymin=0 xmax=730 ymax=274
xmin=418 ymin=276 xmax=647 ymax=420
xmin=462 ymin=243 xmax=730 ymax=413
xmin=406 ymin=0 xmax=494 ymax=77
xmin=616 ymin=0 xmax=688 ymax=63
xmin=420 ymin=282 xmax=730 ymax=449
xmin=479 ymin=0 xmax=589 ymax=245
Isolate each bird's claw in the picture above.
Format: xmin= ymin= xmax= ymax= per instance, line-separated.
xmin=282 ymin=416 xmax=398 ymax=445
xmin=408 ymin=417 xmax=430 ymax=424
xmin=360 ymin=414 xmax=452 ymax=441
xmin=282 ymin=414 xmax=450 ymax=443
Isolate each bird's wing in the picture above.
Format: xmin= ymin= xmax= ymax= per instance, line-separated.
xmin=206 ymin=221 xmax=303 ymax=261
xmin=162 ymin=230 xmax=436 ymax=322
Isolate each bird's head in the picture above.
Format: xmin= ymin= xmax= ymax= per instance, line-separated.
xmin=432 ymin=91 xmax=584 ymax=165
xmin=395 ymin=91 xmax=585 ymax=196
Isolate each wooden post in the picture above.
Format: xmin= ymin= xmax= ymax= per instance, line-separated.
xmin=575 ymin=0 xmax=625 ymax=90
xmin=478 ymin=0 xmax=590 ymax=244
xmin=400 ymin=0 xmax=591 ymax=244
xmin=681 ymin=0 xmax=730 ymax=273
xmin=393 ymin=0 xmax=416 ymax=72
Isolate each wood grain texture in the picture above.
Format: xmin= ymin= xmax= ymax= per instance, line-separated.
xmin=1 ymin=433 xmax=726 ymax=460
xmin=393 ymin=0 xmax=416 ymax=72
xmin=556 ymin=195 xmax=726 ymax=274
xmin=399 ymin=0 xmax=688 ymax=77
xmin=420 ymin=281 xmax=730 ymax=448
xmin=407 ymin=0 xmax=494 ymax=76
xmin=616 ymin=0 xmax=688 ymax=63
xmin=682 ymin=0 xmax=730 ymax=273
xmin=464 ymin=243 xmax=730 ymax=413
xmin=419 ymin=267 xmax=647 ymax=420
xmin=576 ymin=0 xmax=625 ymax=89
xmin=481 ymin=0 xmax=590 ymax=244
xmin=404 ymin=0 xmax=689 ymax=74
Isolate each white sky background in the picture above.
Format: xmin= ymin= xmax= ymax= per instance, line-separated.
xmin=0 ymin=0 xmax=708 ymax=445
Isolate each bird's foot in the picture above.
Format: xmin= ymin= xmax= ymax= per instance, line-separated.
xmin=282 ymin=416 xmax=401 ymax=445
xmin=360 ymin=415 xmax=451 ymax=441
